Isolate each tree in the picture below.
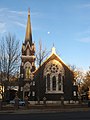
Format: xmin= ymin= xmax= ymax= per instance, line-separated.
xmin=6 ymin=34 xmax=20 ymax=81
xmin=78 ymin=68 xmax=90 ymax=100
xmin=0 ymin=33 xmax=20 ymax=82
xmin=68 ymin=64 xmax=86 ymax=99
xmin=68 ymin=64 xmax=85 ymax=85
xmin=84 ymin=67 xmax=90 ymax=86
xmin=0 ymin=39 xmax=7 ymax=81
xmin=82 ymin=67 xmax=90 ymax=94
xmin=0 ymin=33 xmax=20 ymax=101
xmin=35 ymin=40 xmax=50 ymax=103
xmin=36 ymin=40 xmax=47 ymax=67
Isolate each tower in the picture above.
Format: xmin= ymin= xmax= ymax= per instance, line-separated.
xmin=20 ymin=9 xmax=36 ymax=100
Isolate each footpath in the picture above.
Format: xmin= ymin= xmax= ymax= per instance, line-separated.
xmin=0 ymin=103 xmax=90 ymax=114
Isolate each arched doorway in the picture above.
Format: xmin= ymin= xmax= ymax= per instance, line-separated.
xmin=9 ymin=89 xmax=17 ymax=100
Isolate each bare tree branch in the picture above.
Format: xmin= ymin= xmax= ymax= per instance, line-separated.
xmin=0 ymin=33 xmax=20 ymax=82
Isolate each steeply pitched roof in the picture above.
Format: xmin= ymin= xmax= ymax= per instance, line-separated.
xmin=34 ymin=47 xmax=72 ymax=74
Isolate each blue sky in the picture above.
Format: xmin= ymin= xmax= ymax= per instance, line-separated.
xmin=0 ymin=0 xmax=90 ymax=71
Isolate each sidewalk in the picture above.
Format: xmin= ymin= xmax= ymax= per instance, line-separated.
xmin=1 ymin=108 xmax=90 ymax=114
xmin=0 ymin=103 xmax=90 ymax=114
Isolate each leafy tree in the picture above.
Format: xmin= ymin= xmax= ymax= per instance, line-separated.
xmin=84 ymin=67 xmax=90 ymax=86
xmin=79 ymin=68 xmax=90 ymax=100
xmin=68 ymin=64 xmax=86 ymax=98
xmin=68 ymin=64 xmax=85 ymax=85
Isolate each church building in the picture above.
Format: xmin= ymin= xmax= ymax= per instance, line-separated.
xmin=19 ymin=10 xmax=76 ymax=102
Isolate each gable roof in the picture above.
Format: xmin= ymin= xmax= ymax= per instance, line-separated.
xmin=34 ymin=47 xmax=72 ymax=74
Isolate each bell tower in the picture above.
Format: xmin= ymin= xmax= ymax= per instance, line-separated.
xmin=20 ymin=9 xmax=36 ymax=100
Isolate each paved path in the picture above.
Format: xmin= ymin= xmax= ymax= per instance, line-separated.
xmin=0 ymin=103 xmax=90 ymax=114
xmin=0 ymin=111 xmax=90 ymax=120
xmin=0 ymin=107 xmax=90 ymax=114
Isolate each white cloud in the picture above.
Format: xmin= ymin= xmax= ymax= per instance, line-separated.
xmin=0 ymin=22 xmax=6 ymax=34
xmin=0 ymin=22 xmax=6 ymax=28
xmin=78 ymin=37 xmax=90 ymax=43
xmin=31 ymin=12 xmax=42 ymax=16
xmin=8 ymin=10 xmax=27 ymax=16
xmin=0 ymin=8 xmax=41 ymax=34
xmin=0 ymin=8 xmax=27 ymax=32
xmin=0 ymin=8 xmax=8 ymax=12
xmin=14 ymin=21 xmax=26 ymax=28
xmin=78 ymin=4 xmax=90 ymax=8
xmin=81 ymin=4 xmax=90 ymax=8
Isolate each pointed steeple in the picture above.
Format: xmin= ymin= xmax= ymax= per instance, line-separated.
xmin=25 ymin=8 xmax=32 ymax=46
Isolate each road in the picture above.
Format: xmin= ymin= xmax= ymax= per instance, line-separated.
xmin=0 ymin=111 xmax=90 ymax=120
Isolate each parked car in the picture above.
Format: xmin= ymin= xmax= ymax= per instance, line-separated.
xmin=10 ymin=99 xmax=25 ymax=106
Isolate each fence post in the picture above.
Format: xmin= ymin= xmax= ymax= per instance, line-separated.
xmin=61 ymin=96 xmax=64 ymax=106
xmin=14 ymin=95 xmax=19 ymax=110
xmin=43 ymin=97 xmax=46 ymax=105
xmin=0 ymin=99 xmax=2 ymax=110
xmin=24 ymin=96 xmax=28 ymax=109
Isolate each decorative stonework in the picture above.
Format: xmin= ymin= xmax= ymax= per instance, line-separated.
xmin=20 ymin=10 xmax=36 ymax=100
xmin=23 ymin=83 xmax=30 ymax=92
xmin=24 ymin=62 xmax=32 ymax=69
xmin=44 ymin=59 xmax=64 ymax=76
xmin=44 ymin=60 xmax=64 ymax=93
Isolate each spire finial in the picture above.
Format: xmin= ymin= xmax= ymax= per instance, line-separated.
xmin=53 ymin=43 xmax=54 ymax=47
xmin=28 ymin=8 xmax=30 ymax=15
xmin=52 ymin=43 xmax=56 ymax=54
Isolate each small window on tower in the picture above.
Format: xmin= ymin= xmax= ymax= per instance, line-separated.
xmin=27 ymin=48 xmax=30 ymax=55
xmin=33 ymin=81 xmax=35 ymax=86
xmin=32 ymin=91 xmax=35 ymax=96
xmin=26 ymin=67 xmax=31 ymax=79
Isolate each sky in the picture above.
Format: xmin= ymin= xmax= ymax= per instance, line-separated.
xmin=0 ymin=0 xmax=90 ymax=71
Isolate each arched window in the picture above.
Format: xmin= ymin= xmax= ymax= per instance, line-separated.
xmin=44 ymin=60 xmax=64 ymax=93
xmin=24 ymin=62 xmax=32 ymax=79
xmin=47 ymin=74 xmax=50 ymax=91
xmin=27 ymin=48 xmax=30 ymax=55
xmin=52 ymin=76 xmax=56 ymax=91
xmin=58 ymin=74 xmax=61 ymax=90
xmin=25 ymin=67 xmax=30 ymax=78
xmin=62 ymin=76 xmax=64 ymax=81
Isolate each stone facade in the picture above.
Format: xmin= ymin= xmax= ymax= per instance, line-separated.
xmin=34 ymin=50 xmax=74 ymax=101
xmin=19 ymin=10 xmax=36 ymax=100
xmin=19 ymin=10 xmax=75 ymax=101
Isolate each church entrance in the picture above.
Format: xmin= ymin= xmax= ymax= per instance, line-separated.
xmin=23 ymin=83 xmax=30 ymax=100
xmin=5 ymin=86 xmax=19 ymax=102
xmin=24 ymin=91 xmax=30 ymax=97
xmin=9 ymin=89 xmax=17 ymax=100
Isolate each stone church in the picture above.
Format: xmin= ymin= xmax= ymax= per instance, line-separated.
xmin=19 ymin=10 xmax=76 ymax=102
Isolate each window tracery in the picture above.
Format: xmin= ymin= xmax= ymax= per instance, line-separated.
xmin=44 ymin=60 xmax=64 ymax=93
xmin=24 ymin=62 xmax=32 ymax=79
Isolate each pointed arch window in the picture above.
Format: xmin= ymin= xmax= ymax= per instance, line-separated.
xmin=58 ymin=74 xmax=61 ymax=90
xmin=47 ymin=74 xmax=50 ymax=91
xmin=52 ymin=76 xmax=56 ymax=91
xmin=24 ymin=62 xmax=32 ymax=79
xmin=25 ymin=67 xmax=30 ymax=79
xmin=27 ymin=48 xmax=30 ymax=55
xmin=44 ymin=60 xmax=64 ymax=93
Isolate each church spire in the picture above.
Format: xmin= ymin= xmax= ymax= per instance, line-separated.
xmin=25 ymin=8 xmax=32 ymax=46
